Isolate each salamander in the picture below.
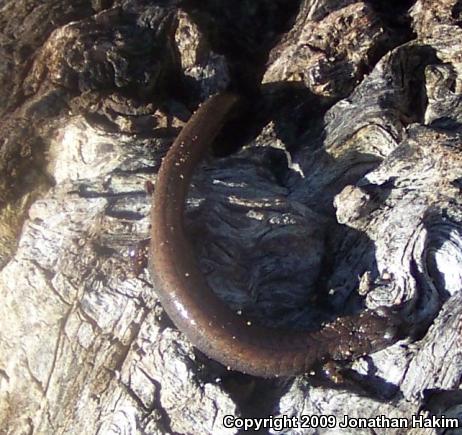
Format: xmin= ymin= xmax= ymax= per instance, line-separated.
xmin=148 ymin=92 xmax=401 ymax=377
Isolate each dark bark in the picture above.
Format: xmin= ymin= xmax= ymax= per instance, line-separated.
xmin=1 ymin=0 xmax=462 ymax=434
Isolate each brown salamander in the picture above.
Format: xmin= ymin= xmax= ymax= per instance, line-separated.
xmin=148 ymin=92 xmax=401 ymax=377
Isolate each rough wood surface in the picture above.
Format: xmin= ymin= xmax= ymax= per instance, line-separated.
xmin=1 ymin=0 xmax=462 ymax=434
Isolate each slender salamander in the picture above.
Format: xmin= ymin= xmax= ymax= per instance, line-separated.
xmin=149 ymin=92 xmax=401 ymax=377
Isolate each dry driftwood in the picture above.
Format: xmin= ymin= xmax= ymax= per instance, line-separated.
xmin=1 ymin=0 xmax=462 ymax=434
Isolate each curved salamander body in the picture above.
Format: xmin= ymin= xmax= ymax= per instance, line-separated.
xmin=149 ymin=92 xmax=400 ymax=377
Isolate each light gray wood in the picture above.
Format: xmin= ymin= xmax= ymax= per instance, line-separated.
xmin=1 ymin=0 xmax=462 ymax=433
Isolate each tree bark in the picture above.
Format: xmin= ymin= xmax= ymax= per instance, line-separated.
xmin=1 ymin=0 xmax=462 ymax=434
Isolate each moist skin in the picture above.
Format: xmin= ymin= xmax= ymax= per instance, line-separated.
xmin=149 ymin=92 xmax=400 ymax=377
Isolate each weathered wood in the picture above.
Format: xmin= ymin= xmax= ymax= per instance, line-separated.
xmin=1 ymin=0 xmax=462 ymax=434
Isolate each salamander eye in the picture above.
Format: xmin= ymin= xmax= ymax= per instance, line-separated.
xmin=358 ymin=308 xmax=406 ymax=348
